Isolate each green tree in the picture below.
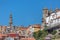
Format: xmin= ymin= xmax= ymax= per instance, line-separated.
xmin=51 ymin=30 xmax=57 ymax=35
xmin=33 ymin=30 xmax=48 ymax=40
xmin=33 ymin=32 xmax=38 ymax=40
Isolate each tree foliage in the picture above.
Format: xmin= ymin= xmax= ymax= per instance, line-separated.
xmin=51 ymin=30 xmax=57 ymax=35
xmin=33 ymin=30 xmax=48 ymax=40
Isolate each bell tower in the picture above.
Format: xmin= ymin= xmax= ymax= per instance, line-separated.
xmin=42 ymin=8 xmax=48 ymax=27
xmin=9 ymin=12 xmax=13 ymax=27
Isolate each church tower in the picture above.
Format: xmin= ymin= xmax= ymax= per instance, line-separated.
xmin=42 ymin=8 xmax=48 ymax=27
xmin=6 ymin=13 xmax=13 ymax=33
xmin=9 ymin=13 xmax=13 ymax=28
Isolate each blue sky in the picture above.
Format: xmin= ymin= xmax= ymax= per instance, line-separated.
xmin=0 ymin=0 xmax=60 ymax=26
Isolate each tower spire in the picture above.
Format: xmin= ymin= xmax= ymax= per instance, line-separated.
xmin=9 ymin=12 xmax=13 ymax=27
xmin=50 ymin=5 xmax=52 ymax=13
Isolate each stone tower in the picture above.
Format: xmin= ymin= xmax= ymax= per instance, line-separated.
xmin=6 ymin=13 xmax=13 ymax=33
xmin=9 ymin=13 xmax=13 ymax=28
xmin=42 ymin=8 xmax=48 ymax=27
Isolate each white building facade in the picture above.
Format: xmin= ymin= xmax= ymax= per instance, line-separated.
xmin=46 ymin=11 xmax=60 ymax=27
